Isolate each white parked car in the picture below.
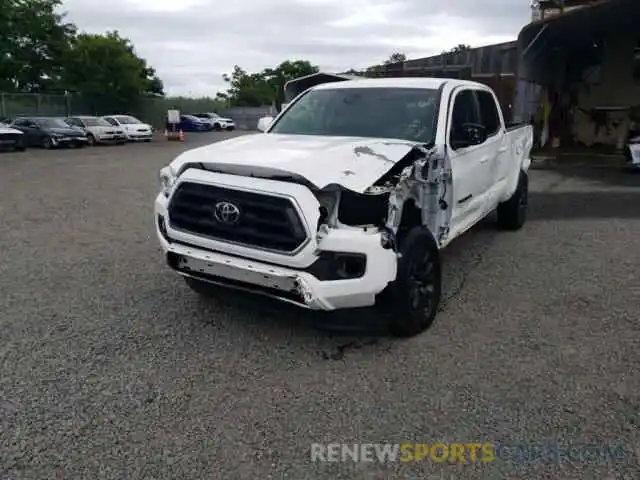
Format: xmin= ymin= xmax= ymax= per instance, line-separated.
xmin=0 ymin=122 xmax=26 ymax=151
xmin=101 ymin=115 xmax=153 ymax=141
xmin=155 ymin=77 xmax=533 ymax=337
xmin=626 ymin=135 xmax=640 ymax=169
xmin=192 ymin=112 xmax=235 ymax=131
xmin=65 ymin=116 xmax=127 ymax=145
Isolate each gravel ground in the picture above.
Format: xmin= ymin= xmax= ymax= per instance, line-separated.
xmin=1 ymin=133 xmax=639 ymax=479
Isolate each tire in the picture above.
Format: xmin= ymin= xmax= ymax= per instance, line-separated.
xmin=378 ymin=227 xmax=442 ymax=338
xmin=227 ymin=126 xmax=234 ymax=131
xmin=213 ymin=123 xmax=222 ymax=131
xmin=497 ymin=171 xmax=528 ymax=231
xmin=143 ymin=139 xmax=151 ymax=142
xmin=184 ymin=276 xmax=218 ymax=296
xmin=41 ymin=136 xmax=53 ymax=149
xmin=87 ymin=134 xmax=96 ymax=146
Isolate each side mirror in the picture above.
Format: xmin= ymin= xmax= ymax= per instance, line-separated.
xmin=257 ymin=116 xmax=274 ymax=132
xmin=451 ymin=123 xmax=487 ymax=149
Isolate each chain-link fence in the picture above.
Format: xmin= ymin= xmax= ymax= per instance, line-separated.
xmin=220 ymin=106 xmax=276 ymax=130
xmin=0 ymin=92 xmax=271 ymax=130
xmin=0 ymin=92 xmax=70 ymax=121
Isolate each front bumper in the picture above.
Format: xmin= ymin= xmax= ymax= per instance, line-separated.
xmin=155 ymin=192 xmax=398 ymax=311
xmin=98 ymin=133 xmax=127 ymax=143
xmin=52 ymin=136 xmax=88 ymax=146
xmin=127 ymin=132 xmax=152 ymax=140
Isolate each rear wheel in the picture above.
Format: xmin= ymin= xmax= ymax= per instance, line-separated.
xmin=497 ymin=171 xmax=528 ymax=230
xmin=378 ymin=227 xmax=442 ymax=337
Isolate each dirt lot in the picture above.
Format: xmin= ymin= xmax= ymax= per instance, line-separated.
xmin=1 ymin=133 xmax=639 ymax=479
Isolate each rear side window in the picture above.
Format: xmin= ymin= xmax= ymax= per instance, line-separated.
xmin=476 ymin=90 xmax=501 ymax=136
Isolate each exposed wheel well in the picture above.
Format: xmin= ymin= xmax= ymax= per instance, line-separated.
xmin=396 ymin=199 xmax=422 ymax=246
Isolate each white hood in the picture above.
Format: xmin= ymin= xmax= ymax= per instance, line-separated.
xmin=170 ymin=133 xmax=418 ymax=193
xmin=0 ymin=125 xmax=23 ymax=135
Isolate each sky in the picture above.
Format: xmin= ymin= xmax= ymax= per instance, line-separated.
xmin=61 ymin=0 xmax=532 ymax=97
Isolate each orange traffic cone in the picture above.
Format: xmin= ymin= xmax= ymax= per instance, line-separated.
xmin=179 ymin=130 xmax=185 ymax=141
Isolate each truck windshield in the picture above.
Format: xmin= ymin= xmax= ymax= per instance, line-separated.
xmin=269 ymin=87 xmax=439 ymax=144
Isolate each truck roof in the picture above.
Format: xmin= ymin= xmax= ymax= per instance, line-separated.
xmin=311 ymin=77 xmax=487 ymax=91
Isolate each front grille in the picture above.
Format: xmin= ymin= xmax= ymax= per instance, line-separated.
xmin=0 ymin=133 xmax=21 ymax=144
xmin=168 ymin=182 xmax=308 ymax=252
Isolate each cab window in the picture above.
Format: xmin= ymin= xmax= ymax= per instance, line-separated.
xmin=476 ymin=90 xmax=501 ymax=136
xmin=449 ymin=89 xmax=480 ymax=149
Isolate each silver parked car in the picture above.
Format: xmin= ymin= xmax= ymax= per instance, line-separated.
xmin=65 ymin=116 xmax=127 ymax=145
xmin=626 ymin=135 xmax=640 ymax=169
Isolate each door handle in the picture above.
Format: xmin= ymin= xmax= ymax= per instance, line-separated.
xmin=457 ymin=194 xmax=472 ymax=205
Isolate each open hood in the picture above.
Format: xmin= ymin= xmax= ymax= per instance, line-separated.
xmin=170 ymin=133 xmax=420 ymax=193
xmin=284 ymin=72 xmax=359 ymax=103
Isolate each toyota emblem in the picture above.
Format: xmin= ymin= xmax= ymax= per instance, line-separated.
xmin=213 ymin=201 xmax=241 ymax=225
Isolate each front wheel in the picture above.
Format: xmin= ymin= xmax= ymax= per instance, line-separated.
xmin=41 ymin=136 xmax=53 ymax=149
xmin=378 ymin=227 xmax=442 ymax=337
xmin=87 ymin=134 xmax=96 ymax=146
xmin=497 ymin=171 xmax=528 ymax=230
xmin=213 ymin=123 xmax=222 ymax=131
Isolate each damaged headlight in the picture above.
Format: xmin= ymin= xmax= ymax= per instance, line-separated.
xmin=338 ymin=189 xmax=390 ymax=227
xmin=159 ymin=166 xmax=177 ymax=197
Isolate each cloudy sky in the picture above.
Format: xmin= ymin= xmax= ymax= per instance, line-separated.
xmin=61 ymin=0 xmax=531 ymax=97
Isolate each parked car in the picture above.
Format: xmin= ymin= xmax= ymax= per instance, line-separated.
xmin=154 ymin=77 xmax=533 ymax=337
xmin=168 ymin=114 xmax=210 ymax=132
xmin=11 ymin=117 xmax=88 ymax=148
xmin=101 ymin=115 xmax=153 ymax=141
xmin=192 ymin=112 xmax=235 ymax=131
xmin=0 ymin=122 xmax=26 ymax=151
xmin=65 ymin=116 xmax=127 ymax=145
xmin=626 ymin=135 xmax=640 ymax=170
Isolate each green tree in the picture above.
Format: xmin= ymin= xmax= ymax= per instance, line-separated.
xmin=221 ymin=65 xmax=272 ymax=107
xmin=447 ymin=44 xmax=472 ymax=53
xmin=61 ymin=31 xmax=164 ymax=112
xmin=384 ymin=52 xmax=407 ymax=65
xmin=221 ymin=60 xmax=319 ymax=108
xmin=0 ymin=0 xmax=76 ymax=92
xmin=262 ymin=60 xmax=319 ymax=109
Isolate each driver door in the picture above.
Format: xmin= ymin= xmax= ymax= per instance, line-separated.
xmin=446 ymin=88 xmax=492 ymax=237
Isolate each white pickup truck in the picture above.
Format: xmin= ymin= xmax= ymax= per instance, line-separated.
xmin=155 ymin=77 xmax=533 ymax=337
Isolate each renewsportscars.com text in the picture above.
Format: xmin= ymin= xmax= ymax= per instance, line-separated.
xmin=310 ymin=442 xmax=628 ymax=465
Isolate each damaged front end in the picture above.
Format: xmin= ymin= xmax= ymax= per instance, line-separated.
xmin=313 ymin=143 xmax=452 ymax=250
